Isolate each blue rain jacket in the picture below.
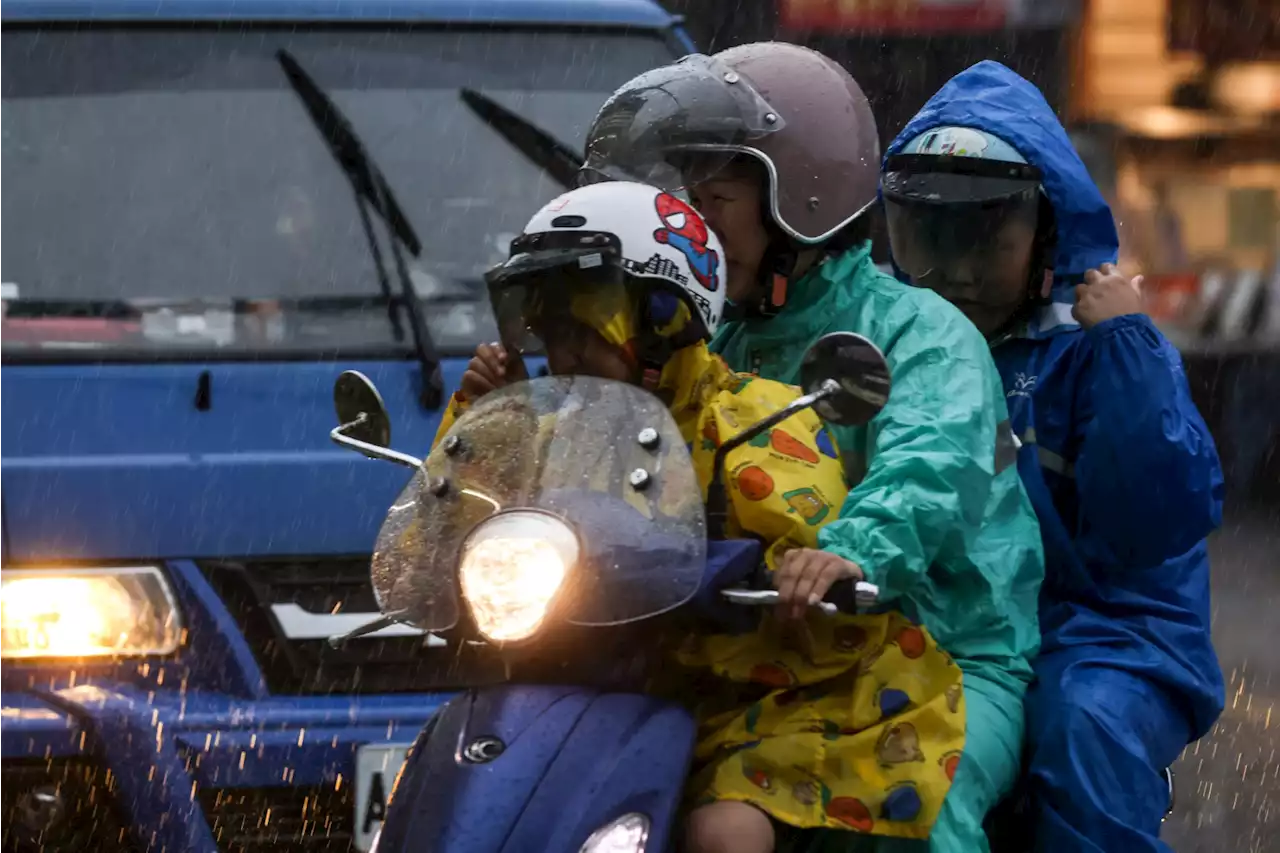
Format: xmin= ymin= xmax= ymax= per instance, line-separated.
xmin=886 ymin=61 xmax=1225 ymax=740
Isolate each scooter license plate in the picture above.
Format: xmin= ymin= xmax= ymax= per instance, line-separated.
xmin=354 ymin=743 xmax=412 ymax=851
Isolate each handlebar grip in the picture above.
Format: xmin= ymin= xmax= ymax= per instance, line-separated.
xmin=826 ymin=578 xmax=880 ymax=613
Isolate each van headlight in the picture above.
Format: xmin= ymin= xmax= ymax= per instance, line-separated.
xmin=1 ymin=566 xmax=183 ymax=659
xmin=459 ymin=511 xmax=578 ymax=643
xmin=579 ymin=813 xmax=650 ymax=853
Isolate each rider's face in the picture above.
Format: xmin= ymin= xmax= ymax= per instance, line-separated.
xmin=543 ymin=320 xmax=635 ymax=382
xmin=912 ymin=219 xmax=1038 ymax=337
xmin=688 ymin=168 xmax=770 ymax=303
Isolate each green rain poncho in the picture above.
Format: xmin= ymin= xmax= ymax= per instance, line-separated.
xmin=712 ymin=243 xmax=1044 ymax=852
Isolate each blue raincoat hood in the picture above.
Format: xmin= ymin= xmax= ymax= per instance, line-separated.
xmin=886 ymin=61 xmax=1119 ymax=284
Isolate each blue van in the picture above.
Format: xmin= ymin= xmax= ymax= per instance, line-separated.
xmin=0 ymin=2 xmax=692 ymax=850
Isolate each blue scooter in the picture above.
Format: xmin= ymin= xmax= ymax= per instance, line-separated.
xmin=325 ymin=332 xmax=891 ymax=853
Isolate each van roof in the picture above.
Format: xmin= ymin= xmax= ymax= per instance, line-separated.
xmin=1 ymin=0 xmax=678 ymax=28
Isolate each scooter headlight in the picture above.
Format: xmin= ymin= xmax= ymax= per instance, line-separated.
xmin=579 ymin=813 xmax=650 ymax=853
xmin=459 ymin=510 xmax=578 ymax=643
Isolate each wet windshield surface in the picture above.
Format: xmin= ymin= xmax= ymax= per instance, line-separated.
xmin=0 ymin=26 xmax=675 ymax=355
xmin=372 ymin=376 xmax=707 ymax=631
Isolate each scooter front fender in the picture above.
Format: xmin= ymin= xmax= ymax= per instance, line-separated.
xmin=377 ymin=685 xmax=696 ymax=853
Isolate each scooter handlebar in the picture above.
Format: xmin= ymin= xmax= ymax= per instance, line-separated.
xmin=826 ymin=577 xmax=880 ymax=613
xmin=720 ymin=580 xmax=879 ymax=615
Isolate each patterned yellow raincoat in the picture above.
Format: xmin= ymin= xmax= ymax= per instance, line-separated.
xmin=433 ymin=339 xmax=965 ymax=842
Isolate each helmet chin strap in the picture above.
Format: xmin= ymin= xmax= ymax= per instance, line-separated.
xmin=1026 ymin=194 xmax=1059 ymax=308
xmin=634 ymin=331 xmax=673 ymax=392
xmin=632 ymin=294 xmax=702 ymax=392
xmin=742 ymin=237 xmax=799 ymax=319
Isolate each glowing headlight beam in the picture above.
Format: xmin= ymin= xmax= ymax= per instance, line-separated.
xmin=1 ymin=566 xmax=183 ymax=659
xmin=458 ymin=511 xmax=579 ymax=643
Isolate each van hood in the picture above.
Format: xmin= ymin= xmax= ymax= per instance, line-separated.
xmin=1 ymin=359 xmax=462 ymax=561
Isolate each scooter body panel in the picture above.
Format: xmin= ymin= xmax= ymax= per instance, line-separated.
xmin=377 ymin=685 xmax=696 ymax=853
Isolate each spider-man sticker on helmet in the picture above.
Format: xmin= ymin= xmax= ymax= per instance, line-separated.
xmin=653 ymin=193 xmax=721 ymax=292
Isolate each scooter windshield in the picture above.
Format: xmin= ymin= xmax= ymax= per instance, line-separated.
xmin=370 ymin=376 xmax=707 ymax=632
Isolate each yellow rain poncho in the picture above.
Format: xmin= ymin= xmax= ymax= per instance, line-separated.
xmin=432 ymin=286 xmax=966 ymax=840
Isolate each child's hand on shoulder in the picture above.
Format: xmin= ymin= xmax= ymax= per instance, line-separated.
xmin=459 ymin=342 xmax=527 ymax=402
xmin=1074 ymin=263 xmax=1144 ymax=329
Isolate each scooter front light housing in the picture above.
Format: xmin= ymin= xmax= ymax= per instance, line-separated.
xmin=459 ymin=510 xmax=578 ymax=643
xmin=579 ymin=813 xmax=650 ymax=853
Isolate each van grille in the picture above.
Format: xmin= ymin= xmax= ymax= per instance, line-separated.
xmin=197 ymin=557 xmax=505 ymax=695
xmin=199 ymin=784 xmax=351 ymax=853
xmin=1 ymin=758 xmax=136 ymax=853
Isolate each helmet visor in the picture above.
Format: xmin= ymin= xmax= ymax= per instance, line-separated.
xmin=578 ymin=53 xmax=784 ymax=192
xmin=882 ymin=154 xmax=1043 ymax=294
xmin=492 ymin=267 xmax=636 ymax=357
xmin=884 ymin=190 xmax=1041 ymax=308
xmin=487 ymin=246 xmax=701 ymax=361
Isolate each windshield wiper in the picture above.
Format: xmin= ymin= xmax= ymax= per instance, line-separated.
xmin=459 ymin=88 xmax=584 ymax=190
xmin=277 ymin=49 xmax=443 ymax=409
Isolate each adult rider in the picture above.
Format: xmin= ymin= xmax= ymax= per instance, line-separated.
xmin=879 ymin=61 xmax=1225 ymax=853
xmin=577 ymin=43 xmax=1045 ymax=853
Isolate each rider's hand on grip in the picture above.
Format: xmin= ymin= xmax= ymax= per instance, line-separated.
xmin=775 ymin=548 xmax=864 ymax=622
xmin=459 ymin=342 xmax=528 ymax=402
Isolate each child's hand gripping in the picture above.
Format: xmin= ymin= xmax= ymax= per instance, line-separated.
xmin=459 ymin=342 xmax=529 ymax=403
xmin=1074 ymin=263 xmax=1145 ymax=329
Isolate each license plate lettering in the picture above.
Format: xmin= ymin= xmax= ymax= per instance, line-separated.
xmin=354 ymin=744 xmax=411 ymax=851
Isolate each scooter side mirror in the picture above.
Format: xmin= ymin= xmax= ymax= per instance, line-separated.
xmin=334 ymin=370 xmax=393 ymax=448
xmin=331 ymin=370 xmax=423 ymax=469
xmin=798 ymin=332 xmax=891 ymax=428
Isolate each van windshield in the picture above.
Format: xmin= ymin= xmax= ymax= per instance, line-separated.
xmin=0 ymin=26 xmax=676 ymax=357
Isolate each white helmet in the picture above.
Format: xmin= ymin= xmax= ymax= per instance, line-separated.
xmin=485 ymin=182 xmax=727 ymax=349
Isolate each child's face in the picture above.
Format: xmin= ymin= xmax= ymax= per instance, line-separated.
xmin=505 ymin=271 xmax=640 ymax=383
xmin=542 ymin=319 xmax=636 ymax=382
xmin=904 ymin=218 xmax=1038 ymax=337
